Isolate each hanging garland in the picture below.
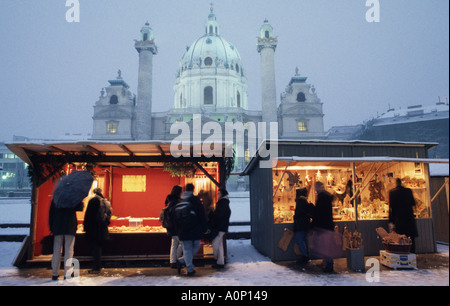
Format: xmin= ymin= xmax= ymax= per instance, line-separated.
xmin=162 ymin=149 xmax=235 ymax=182
xmin=163 ymin=161 xmax=197 ymax=178
xmin=27 ymin=154 xmax=97 ymax=187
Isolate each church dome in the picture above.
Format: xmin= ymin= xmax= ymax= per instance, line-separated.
xmin=173 ymin=7 xmax=248 ymax=111
xmin=178 ymin=8 xmax=244 ymax=75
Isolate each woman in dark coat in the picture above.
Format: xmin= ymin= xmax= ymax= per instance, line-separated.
xmin=389 ymin=178 xmax=418 ymax=252
xmin=311 ymin=181 xmax=335 ymax=273
xmin=164 ymin=185 xmax=183 ymax=268
xmin=293 ymin=187 xmax=314 ymax=265
xmin=209 ymin=188 xmax=231 ymax=269
xmin=83 ymin=188 xmax=112 ymax=273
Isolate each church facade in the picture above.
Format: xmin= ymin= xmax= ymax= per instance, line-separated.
xmin=91 ymin=8 xmax=326 ymax=153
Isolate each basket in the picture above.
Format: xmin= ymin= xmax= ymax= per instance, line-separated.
xmin=383 ymin=243 xmax=412 ymax=254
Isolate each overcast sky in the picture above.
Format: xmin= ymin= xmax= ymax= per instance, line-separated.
xmin=0 ymin=0 xmax=448 ymax=141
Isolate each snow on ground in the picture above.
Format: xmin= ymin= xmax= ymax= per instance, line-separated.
xmin=0 ymin=196 xmax=448 ymax=286
xmin=0 ymin=240 xmax=448 ymax=286
xmin=0 ymin=199 xmax=30 ymax=224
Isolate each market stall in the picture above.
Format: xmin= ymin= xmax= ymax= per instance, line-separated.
xmin=243 ymin=140 xmax=448 ymax=261
xmin=7 ymin=141 xmax=230 ymax=266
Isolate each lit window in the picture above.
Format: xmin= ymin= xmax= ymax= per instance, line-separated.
xmin=298 ymin=121 xmax=308 ymax=132
xmin=107 ymin=123 xmax=118 ymax=134
xmin=245 ymin=149 xmax=250 ymax=162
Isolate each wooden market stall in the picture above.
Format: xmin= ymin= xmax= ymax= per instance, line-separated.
xmin=7 ymin=141 xmax=232 ymax=267
xmin=243 ymin=140 xmax=449 ymax=261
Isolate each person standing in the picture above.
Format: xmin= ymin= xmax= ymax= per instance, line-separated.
xmin=209 ymin=188 xmax=231 ymax=269
xmin=49 ymin=200 xmax=84 ymax=280
xmin=176 ymin=183 xmax=207 ymax=276
xmin=389 ymin=178 xmax=418 ymax=253
xmin=311 ymin=181 xmax=335 ymax=273
xmin=83 ymin=188 xmax=112 ymax=274
xmin=164 ymin=185 xmax=183 ymax=268
xmin=293 ymin=187 xmax=314 ymax=265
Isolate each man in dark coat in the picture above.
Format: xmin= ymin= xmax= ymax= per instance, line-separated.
xmin=209 ymin=188 xmax=231 ymax=269
xmin=49 ymin=200 xmax=84 ymax=280
xmin=177 ymin=183 xmax=207 ymax=276
xmin=389 ymin=178 xmax=418 ymax=253
xmin=312 ymin=182 xmax=334 ymax=231
xmin=83 ymin=188 xmax=112 ymax=273
xmin=311 ymin=181 xmax=335 ymax=272
xmin=164 ymin=185 xmax=183 ymax=268
xmin=293 ymin=187 xmax=314 ymax=265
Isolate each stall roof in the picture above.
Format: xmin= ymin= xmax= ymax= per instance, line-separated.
xmin=6 ymin=140 xmax=234 ymax=166
xmin=276 ymin=156 xmax=450 ymax=163
xmin=242 ymin=139 xmax=442 ymax=175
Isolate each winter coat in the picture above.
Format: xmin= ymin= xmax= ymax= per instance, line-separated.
xmin=389 ymin=186 xmax=418 ymax=238
xmin=312 ymin=190 xmax=334 ymax=231
xmin=83 ymin=196 xmax=111 ymax=245
xmin=208 ymin=196 xmax=231 ymax=239
xmin=293 ymin=196 xmax=314 ymax=232
xmin=178 ymin=192 xmax=207 ymax=241
xmin=49 ymin=200 xmax=83 ymax=236
xmin=165 ymin=194 xmax=180 ymax=237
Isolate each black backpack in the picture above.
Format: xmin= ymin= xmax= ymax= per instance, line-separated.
xmin=175 ymin=199 xmax=197 ymax=230
xmin=97 ymin=198 xmax=112 ymax=226
xmin=160 ymin=206 xmax=174 ymax=229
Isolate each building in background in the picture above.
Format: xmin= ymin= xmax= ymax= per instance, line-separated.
xmin=327 ymin=101 xmax=449 ymax=159
xmin=0 ymin=142 xmax=30 ymax=197
xmin=2 ymin=7 xmax=447 ymax=196
xmin=91 ymin=8 xmax=326 ymax=149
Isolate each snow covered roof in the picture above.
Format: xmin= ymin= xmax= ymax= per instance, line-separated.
xmin=276 ymin=156 xmax=449 ymax=164
xmin=243 ymin=139 xmax=442 ymax=175
xmin=5 ymin=140 xmax=234 ymax=166
xmin=372 ymin=103 xmax=449 ymax=127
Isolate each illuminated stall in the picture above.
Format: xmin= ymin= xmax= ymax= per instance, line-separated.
xmin=244 ymin=140 xmax=448 ymax=261
xmin=7 ymin=141 xmax=230 ymax=266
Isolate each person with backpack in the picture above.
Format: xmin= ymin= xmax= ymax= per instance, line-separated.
xmin=209 ymin=188 xmax=231 ymax=269
xmin=175 ymin=183 xmax=207 ymax=276
xmin=162 ymin=185 xmax=183 ymax=268
xmin=83 ymin=188 xmax=112 ymax=274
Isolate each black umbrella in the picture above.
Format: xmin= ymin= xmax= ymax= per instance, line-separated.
xmin=53 ymin=171 xmax=94 ymax=208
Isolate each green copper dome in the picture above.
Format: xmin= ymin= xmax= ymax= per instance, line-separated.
xmin=179 ymin=9 xmax=243 ymax=74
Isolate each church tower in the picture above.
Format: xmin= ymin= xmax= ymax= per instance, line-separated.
xmin=257 ymin=19 xmax=278 ymax=128
xmin=279 ymin=68 xmax=325 ymax=139
xmin=91 ymin=70 xmax=136 ymax=140
xmin=135 ymin=22 xmax=158 ymax=140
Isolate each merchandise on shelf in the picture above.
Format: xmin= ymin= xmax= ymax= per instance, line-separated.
xmin=272 ymin=161 xmax=431 ymax=224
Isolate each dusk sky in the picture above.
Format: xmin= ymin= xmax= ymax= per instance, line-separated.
xmin=0 ymin=0 xmax=448 ymax=141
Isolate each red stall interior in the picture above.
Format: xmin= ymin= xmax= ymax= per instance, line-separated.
xmin=32 ymin=165 xmax=218 ymax=258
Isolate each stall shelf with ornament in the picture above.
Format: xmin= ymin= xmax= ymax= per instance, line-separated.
xmin=7 ymin=141 xmax=231 ymax=267
xmin=243 ymin=140 xmax=448 ymax=261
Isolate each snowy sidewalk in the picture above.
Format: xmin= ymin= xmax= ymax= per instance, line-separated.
xmin=0 ymin=239 xmax=448 ymax=286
